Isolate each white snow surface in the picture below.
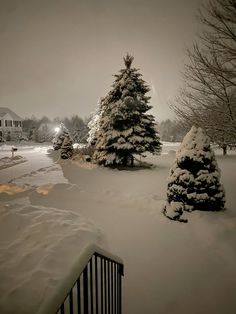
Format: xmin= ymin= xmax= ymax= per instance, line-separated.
xmin=0 ymin=155 xmax=27 ymax=170
xmin=0 ymin=204 xmax=105 ymax=314
xmin=0 ymin=142 xmax=236 ymax=314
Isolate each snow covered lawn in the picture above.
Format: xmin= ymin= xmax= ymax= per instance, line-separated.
xmin=0 ymin=204 xmax=105 ymax=314
xmin=0 ymin=143 xmax=236 ymax=314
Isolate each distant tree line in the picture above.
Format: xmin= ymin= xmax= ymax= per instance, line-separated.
xmin=158 ymin=119 xmax=185 ymax=142
xmin=22 ymin=115 xmax=89 ymax=143
xmin=172 ymin=0 xmax=236 ymax=154
xmin=23 ymin=114 xmax=184 ymax=146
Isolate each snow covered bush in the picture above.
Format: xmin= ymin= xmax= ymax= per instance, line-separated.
xmin=61 ymin=135 xmax=74 ymax=159
xmin=75 ymin=144 xmax=95 ymax=161
xmin=93 ymin=54 xmax=162 ymax=167
xmin=52 ymin=123 xmax=74 ymax=159
xmin=52 ymin=123 xmax=70 ymax=150
xmin=163 ymin=126 xmax=225 ymax=221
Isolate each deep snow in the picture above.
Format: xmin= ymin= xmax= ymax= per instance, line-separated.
xmin=0 ymin=143 xmax=236 ymax=314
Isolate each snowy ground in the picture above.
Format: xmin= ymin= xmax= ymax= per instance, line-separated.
xmin=0 ymin=156 xmax=27 ymax=171
xmin=0 ymin=143 xmax=236 ymax=314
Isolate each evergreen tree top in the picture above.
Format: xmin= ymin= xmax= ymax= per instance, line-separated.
xmin=176 ymin=126 xmax=217 ymax=167
xmin=123 ymin=54 xmax=134 ymax=69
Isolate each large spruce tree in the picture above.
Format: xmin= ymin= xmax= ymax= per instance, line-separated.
xmin=163 ymin=126 xmax=225 ymax=221
xmin=93 ymin=54 xmax=162 ymax=166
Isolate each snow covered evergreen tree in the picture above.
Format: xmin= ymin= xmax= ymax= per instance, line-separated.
xmin=69 ymin=115 xmax=88 ymax=144
xmin=163 ymin=126 xmax=225 ymax=221
xmin=87 ymin=98 xmax=104 ymax=146
xmin=61 ymin=135 xmax=74 ymax=159
xmin=52 ymin=123 xmax=71 ymax=150
xmin=93 ymin=54 xmax=162 ymax=166
xmin=52 ymin=122 xmax=74 ymax=159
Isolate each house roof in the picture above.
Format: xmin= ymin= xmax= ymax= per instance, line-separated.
xmin=0 ymin=107 xmax=23 ymax=121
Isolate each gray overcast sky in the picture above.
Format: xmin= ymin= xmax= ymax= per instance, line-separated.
xmin=0 ymin=0 xmax=203 ymax=121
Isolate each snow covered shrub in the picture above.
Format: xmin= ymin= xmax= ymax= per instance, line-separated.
xmin=163 ymin=126 xmax=225 ymax=221
xmin=93 ymin=54 xmax=162 ymax=167
xmin=52 ymin=123 xmax=71 ymax=150
xmin=52 ymin=123 xmax=74 ymax=159
xmin=61 ymin=135 xmax=74 ymax=159
xmin=78 ymin=145 xmax=95 ymax=158
xmin=73 ymin=144 xmax=95 ymax=162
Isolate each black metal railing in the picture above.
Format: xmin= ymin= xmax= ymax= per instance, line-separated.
xmin=56 ymin=252 xmax=124 ymax=314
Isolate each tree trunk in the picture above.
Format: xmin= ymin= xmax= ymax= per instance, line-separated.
xmin=122 ymin=155 xmax=127 ymax=166
xmin=222 ymin=144 xmax=227 ymax=156
xmin=130 ymin=155 xmax=134 ymax=167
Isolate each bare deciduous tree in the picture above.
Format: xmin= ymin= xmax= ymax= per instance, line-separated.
xmin=172 ymin=0 xmax=236 ymax=154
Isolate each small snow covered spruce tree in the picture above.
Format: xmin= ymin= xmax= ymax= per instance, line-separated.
xmin=93 ymin=54 xmax=162 ymax=166
xmin=61 ymin=135 xmax=74 ymax=159
xmin=163 ymin=126 xmax=225 ymax=221
xmin=52 ymin=123 xmax=71 ymax=150
xmin=52 ymin=123 xmax=74 ymax=159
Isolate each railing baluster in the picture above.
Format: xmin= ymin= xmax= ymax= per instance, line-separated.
xmin=60 ymin=303 xmax=65 ymax=314
xmin=101 ymin=258 xmax=104 ymax=314
xmin=118 ymin=264 xmax=123 ymax=314
xmin=108 ymin=261 xmax=110 ymax=314
xmin=90 ymin=259 xmax=94 ymax=314
xmin=104 ymin=260 xmax=107 ymax=314
xmin=111 ymin=263 xmax=114 ymax=314
xmin=69 ymin=290 xmax=73 ymax=314
xmin=83 ymin=265 xmax=89 ymax=314
xmin=95 ymin=255 xmax=98 ymax=314
xmin=77 ymin=279 xmax=81 ymax=314
xmin=115 ymin=264 xmax=117 ymax=314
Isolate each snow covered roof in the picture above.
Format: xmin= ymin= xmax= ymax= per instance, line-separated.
xmin=0 ymin=107 xmax=23 ymax=120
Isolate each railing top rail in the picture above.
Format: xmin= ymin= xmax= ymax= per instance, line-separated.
xmin=36 ymin=243 xmax=123 ymax=314
xmin=93 ymin=246 xmax=123 ymax=266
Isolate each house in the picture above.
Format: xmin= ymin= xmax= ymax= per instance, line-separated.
xmin=0 ymin=107 xmax=23 ymax=141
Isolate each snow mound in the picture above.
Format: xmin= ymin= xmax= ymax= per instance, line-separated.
xmin=0 ymin=204 xmax=105 ymax=314
xmin=0 ymin=155 xmax=27 ymax=170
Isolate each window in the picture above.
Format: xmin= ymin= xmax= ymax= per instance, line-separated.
xmin=5 ymin=120 xmax=13 ymax=127
xmin=13 ymin=121 xmax=22 ymax=127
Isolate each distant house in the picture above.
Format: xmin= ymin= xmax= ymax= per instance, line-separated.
xmin=0 ymin=107 xmax=23 ymax=141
